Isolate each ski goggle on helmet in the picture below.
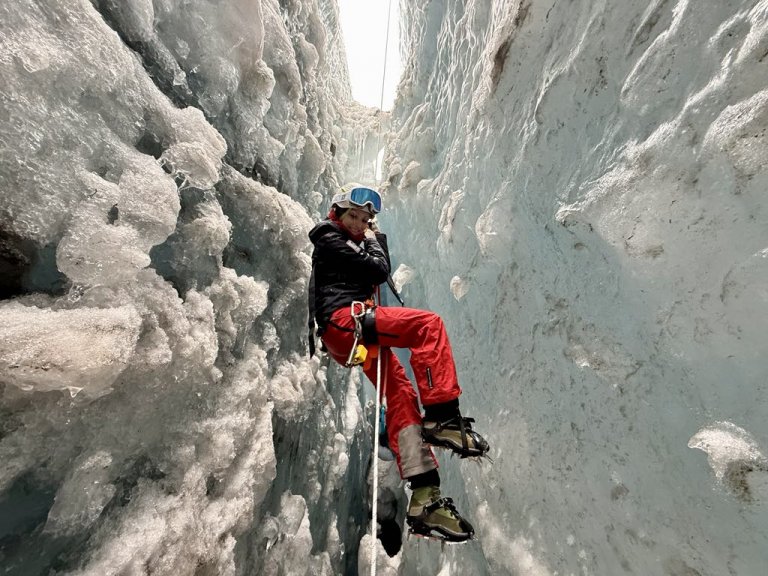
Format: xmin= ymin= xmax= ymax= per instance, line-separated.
xmin=331 ymin=183 xmax=382 ymax=215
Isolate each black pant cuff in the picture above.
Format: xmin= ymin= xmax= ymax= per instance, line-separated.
xmin=406 ymin=468 xmax=440 ymax=489
xmin=423 ymin=398 xmax=460 ymax=423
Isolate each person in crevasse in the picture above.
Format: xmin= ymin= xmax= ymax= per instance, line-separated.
xmin=307 ymin=182 xmax=490 ymax=542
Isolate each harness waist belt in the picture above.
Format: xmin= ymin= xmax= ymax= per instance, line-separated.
xmin=361 ymin=308 xmax=378 ymax=345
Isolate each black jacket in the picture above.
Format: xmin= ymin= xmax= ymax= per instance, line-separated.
xmin=307 ymin=220 xmax=391 ymax=354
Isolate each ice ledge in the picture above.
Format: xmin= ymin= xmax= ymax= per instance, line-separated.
xmin=0 ymin=303 xmax=142 ymax=397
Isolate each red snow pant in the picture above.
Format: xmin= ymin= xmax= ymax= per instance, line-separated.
xmin=321 ymin=305 xmax=462 ymax=478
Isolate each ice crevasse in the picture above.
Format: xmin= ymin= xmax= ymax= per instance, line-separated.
xmin=1 ymin=1 xmax=768 ymax=575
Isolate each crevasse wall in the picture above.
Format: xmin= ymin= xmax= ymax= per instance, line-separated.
xmin=384 ymin=0 xmax=768 ymax=574
xmin=0 ymin=1 xmax=379 ymax=575
xmin=4 ymin=0 xmax=768 ymax=574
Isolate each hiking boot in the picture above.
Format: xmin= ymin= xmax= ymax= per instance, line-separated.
xmin=422 ymin=416 xmax=490 ymax=458
xmin=406 ymin=486 xmax=474 ymax=542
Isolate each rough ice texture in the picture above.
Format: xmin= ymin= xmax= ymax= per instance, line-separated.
xmin=0 ymin=1 xmax=378 ymax=575
xmin=381 ymin=0 xmax=768 ymax=574
xmin=5 ymin=0 xmax=767 ymax=574
xmin=0 ymin=304 xmax=141 ymax=397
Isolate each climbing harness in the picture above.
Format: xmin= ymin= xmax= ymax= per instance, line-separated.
xmin=306 ymin=224 xmax=403 ymax=359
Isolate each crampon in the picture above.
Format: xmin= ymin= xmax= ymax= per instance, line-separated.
xmin=422 ymin=416 xmax=491 ymax=461
xmin=406 ymin=496 xmax=474 ymax=543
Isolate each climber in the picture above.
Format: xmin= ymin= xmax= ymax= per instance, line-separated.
xmin=307 ymin=182 xmax=490 ymax=542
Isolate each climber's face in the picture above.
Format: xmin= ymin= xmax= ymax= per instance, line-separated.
xmin=339 ymin=207 xmax=371 ymax=236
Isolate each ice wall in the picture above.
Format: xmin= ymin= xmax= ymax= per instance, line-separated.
xmin=5 ymin=0 xmax=768 ymax=573
xmin=384 ymin=0 xmax=768 ymax=574
xmin=0 ymin=1 xmax=380 ymax=575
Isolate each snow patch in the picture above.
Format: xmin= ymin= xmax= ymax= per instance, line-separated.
xmin=689 ymin=421 xmax=768 ymax=501
xmin=392 ymin=263 xmax=416 ymax=293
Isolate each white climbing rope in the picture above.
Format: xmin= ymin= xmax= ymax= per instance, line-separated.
xmin=374 ymin=0 xmax=394 ymax=184
xmin=370 ymin=341 xmax=383 ymax=576
xmin=370 ymin=4 xmax=394 ymax=571
xmin=369 ymin=285 xmax=390 ymax=576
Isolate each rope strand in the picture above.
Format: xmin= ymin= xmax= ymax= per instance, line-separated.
xmin=369 ymin=286 xmax=386 ymax=576
xmin=374 ymin=0 xmax=393 ymax=184
xmin=370 ymin=2 xmax=393 ymax=569
xmin=370 ymin=342 xmax=382 ymax=576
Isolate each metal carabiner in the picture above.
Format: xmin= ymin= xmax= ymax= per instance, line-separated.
xmin=345 ymin=332 xmax=361 ymax=367
xmin=345 ymin=301 xmax=368 ymax=367
xmin=350 ymin=300 xmax=367 ymax=320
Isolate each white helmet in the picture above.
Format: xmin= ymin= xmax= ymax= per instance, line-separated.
xmin=331 ymin=183 xmax=382 ymax=215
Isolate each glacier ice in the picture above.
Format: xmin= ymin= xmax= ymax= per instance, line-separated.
xmin=0 ymin=304 xmax=141 ymax=397
xmin=2 ymin=0 xmax=768 ymax=574
xmin=0 ymin=0 xmax=376 ymax=574
xmin=382 ymin=0 xmax=768 ymax=574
